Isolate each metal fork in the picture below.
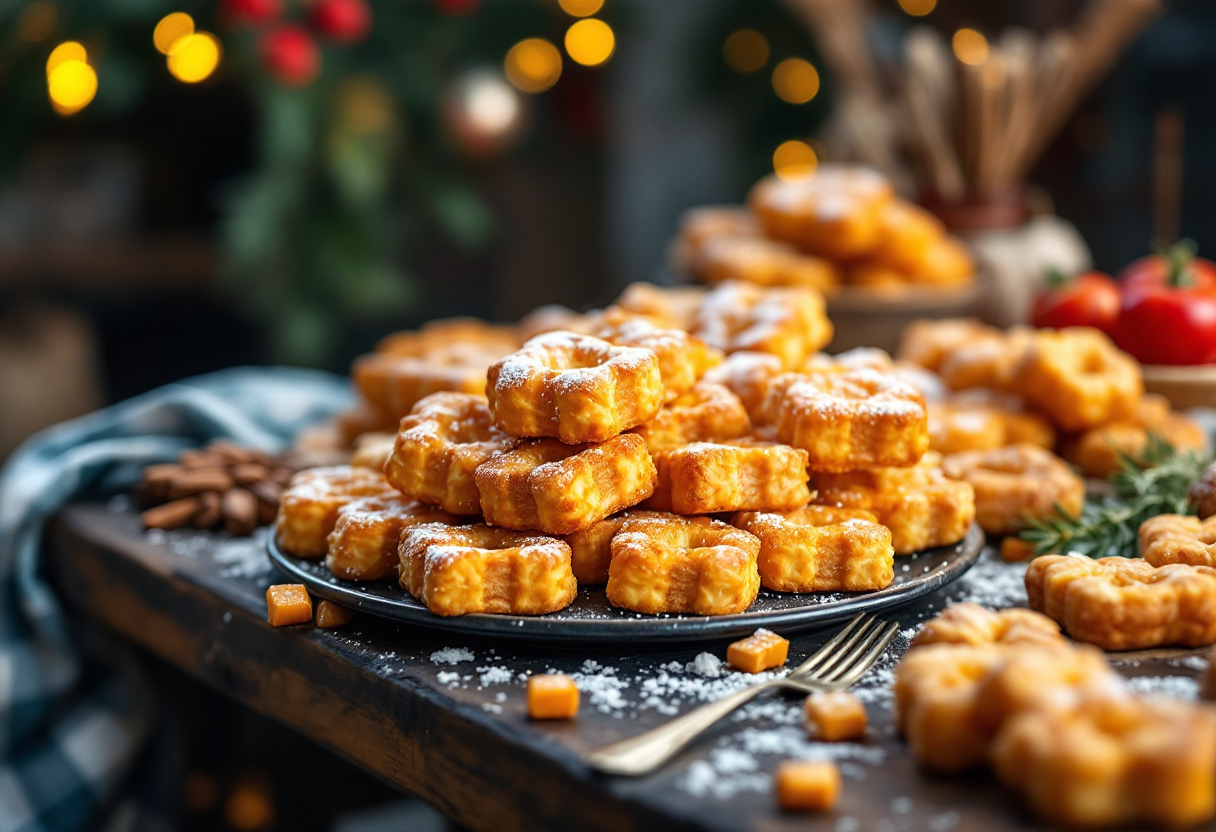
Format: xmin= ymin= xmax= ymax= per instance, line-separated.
xmin=584 ymin=614 xmax=900 ymax=776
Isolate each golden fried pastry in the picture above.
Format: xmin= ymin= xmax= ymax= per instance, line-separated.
xmin=941 ymin=444 xmax=1084 ymax=536
xmin=845 ymin=261 xmax=906 ymax=288
xmin=897 ymin=318 xmax=998 ymax=373
xmin=1140 ymin=514 xmax=1216 ymax=567
xmin=487 ymin=332 xmax=664 ymax=444
xmin=938 ymin=327 xmax=1033 ymax=392
xmin=763 ymin=369 xmax=929 ymax=472
xmin=374 ymin=317 xmax=518 ymax=357
xmin=908 ymin=236 xmax=975 ymax=286
xmin=326 ymin=495 xmax=457 ymax=581
xmin=869 ymin=199 xmax=945 ymax=273
xmin=696 ymin=236 xmax=840 ymax=292
xmin=352 ymin=341 xmax=507 ymax=421
xmin=1026 ymin=555 xmax=1216 ymax=650
xmin=1064 ymin=398 xmax=1208 ymax=478
xmin=992 ymin=686 xmax=1216 ymax=829
xmin=275 ymin=466 xmax=398 ymax=558
xmin=691 ymin=281 xmax=832 ymax=369
xmin=813 ymin=456 xmax=975 ymax=555
xmin=670 ymin=205 xmax=760 ymax=274
xmin=1013 ymin=328 xmax=1142 ymax=431
xmin=517 ymin=304 xmax=601 ymax=341
xmin=927 ymin=402 xmax=1006 ymax=454
xmin=605 ymin=515 xmax=761 ymax=615
xmin=630 ymin=382 xmax=751 ymax=453
xmin=910 ymin=602 xmax=1063 ymax=649
xmin=895 ymin=638 xmax=1115 ymax=773
xmin=645 ymin=438 xmax=810 ymax=515
xmin=474 ymin=434 xmax=657 ymax=535
xmin=732 ymin=504 xmax=894 ymax=592
xmin=350 ymin=431 xmax=396 ymax=470
xmin=747 ymin=165 xmax=894 ymax=259
xmin=595 ymin=318 xmax=722 ymax=401
xmin=384 ymin=392 xmax=517 ymax=515
xmin=949 ymin=388 xmax=1056 ymax=448
xmin=399 ymin=523 xmax=576 ymax=616
xmin=612 ymin=282 xmax=707 ymax=331
xmin=562 ymin=509 xmax=670 ymax=584
xmin=699 ymin=351 xmax=784 ymax=423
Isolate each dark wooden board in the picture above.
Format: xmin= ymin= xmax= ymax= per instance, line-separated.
xmin=46 ymin=503 xmax=1214 ymax=832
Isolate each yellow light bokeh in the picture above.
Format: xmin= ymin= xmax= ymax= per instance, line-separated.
xmin=504 ymin=37 xmax=562 ymax=93
xmin=897 ymin=0 xmax=936 ymax=16
xmin=558 ymin=0 xmax=604 ymax=18
xmin=48 ymin=59 xmax=97 ymax=113
xmin=154 ymin=12 xmax=195 ymax=55
xmin=564 ymin=18 xmax=614 ymax=67
xmin=773 ymin=140 xmax=818 ymax=180
xmin=771 ymin=57 xmax=819 ymax=104
xmin=167 ymin=32 xmax=220 ymax=83
xmin=952 ymin=28 xmax=989 ymax=66
xmin=18 ymin=1 xmax=58 ymax=43
xmin=723 ymin=29 xmax=769 ymax=74
xmin=46 ymin=41 xmax=86 ymax=76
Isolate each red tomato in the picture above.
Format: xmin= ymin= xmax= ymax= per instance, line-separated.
xmin=1118 ymin=239 xmax=1216 ymax=290
xmin=1113 ymin=242 xmax=1216 ymax=365
xmin=1031 ymin=270 xmax=1121 ymax=336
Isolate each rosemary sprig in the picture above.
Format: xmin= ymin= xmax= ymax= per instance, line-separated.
xmin=1019 ymin=434 xmax=1210 ymax=559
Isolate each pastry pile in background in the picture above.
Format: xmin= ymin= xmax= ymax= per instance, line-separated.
xmin=671 ymin=164 xmax=975 ymax=293
xmin=276 ymin=279 xmax=983 ymax=618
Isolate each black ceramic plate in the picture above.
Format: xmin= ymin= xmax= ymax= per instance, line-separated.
xmin=268 ymin=524 xmax=984 ymax=643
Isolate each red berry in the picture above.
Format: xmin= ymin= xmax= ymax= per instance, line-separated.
xmin=261 ymin=25 xmax=321 ymax=88
xmin=311 ymin=0 xmax=372 ymax=44
xmin=220 ymin=0 xmax=283 ymax=27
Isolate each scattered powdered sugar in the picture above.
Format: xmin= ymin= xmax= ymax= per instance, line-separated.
xmin=1126 ymin=675 xmax=1201 ymax=700
xmin=943 ymin=555 xmax=1028 ymax=610
xmin=209 ymin=530 xmax=272 ymax=578
xmin=1170 ymin=655 xmax=1209 ymax=672
xmin=477 ymin=666 xmax=513 ymax=687
xmin=430 ymin=647 xmax=475 ymax=665
xmin=436 ymin=671 xmax=461 ymax=687
xmin=688 ymin=652 xmax=723 ymax=678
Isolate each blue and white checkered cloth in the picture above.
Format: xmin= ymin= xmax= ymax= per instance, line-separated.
xmin=0 ymin=368 xmax=351 ymax=832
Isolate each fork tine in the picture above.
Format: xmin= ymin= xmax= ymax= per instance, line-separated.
xmin=830 ymin=621 xmax=901 ymax=687
xmin=806 ymin=616 xmax=885 ymax=680
xmin=790 ymin=614 xmax=871 ymax=676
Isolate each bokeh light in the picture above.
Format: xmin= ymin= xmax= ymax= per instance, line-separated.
xmin=897 ymin=0 xmax=936 ymax=16
xmin=564 ymin=19 xmax=614 ymax=67
xmin=48 ymin=59 xmax=97 ymax=113
xmin=952 ymin=28 xmax=989 ymax=66
xmin=723 ymin=29 xmax=769 ymax=74
xmin=18 ymin=1 xmax=58 ymax=43
xmin=154 ymin=12 xmax=195 ymax=54
xmin=46 ymin=41 xmax=86 ymax=76
xmin=504 ymin=37 xmax=562 ymax=93
xmin=167 ymin=32 xmax=221 ymax=83
xmin=771 ymin=58 xmax=819 ymax=104
xmin=558 ymin=0 xmax=604 ymax=17
xmin=773 ymin=140 xmax=818 ymax=180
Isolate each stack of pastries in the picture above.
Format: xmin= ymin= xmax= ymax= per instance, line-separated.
xmin=274 ymin=280 xmax=984 ymax=617
xmin=671 ymin=164 xmax=975 ymax=293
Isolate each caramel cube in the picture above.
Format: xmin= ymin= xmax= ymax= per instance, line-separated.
xmin=775 ymin=760 xmax=841 ymax=812
xmin=805 ymin=691 xmax=867 ymax=741
xmin=1000 ymin=536 xmax=1037 ymax=562
xmin=727 ymin=628 xmax=789 ymax=674
xmin=315 ymin=600 xmax=355 ymax=629
xmin=528 ymin=674 xmax=580 ymax=720
xmin=266 ymin=584 xmax=312 ymax=627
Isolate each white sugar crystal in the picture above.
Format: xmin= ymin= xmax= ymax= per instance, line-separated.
xmin=688 ymin=652 xmax=723 ymax=678
xmin=477 ymin=666 xmax=513 ymax=686
xmin=1126 ymin=675 xmax=1200 ymax=700
xmin=430 ymin=647 xmax=475 ymax=665
xmin=436 ymin=671 xmax=460 ymax=686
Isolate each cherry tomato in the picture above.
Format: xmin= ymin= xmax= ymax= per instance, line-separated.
xmin=1031 ymin=270 xmax=1121 ymax=336
xmin=1113 ymin=241 xmax=1216 ymax=366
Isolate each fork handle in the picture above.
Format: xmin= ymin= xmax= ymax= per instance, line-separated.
xmin=584 ymin=680 xmax=781 ymax=776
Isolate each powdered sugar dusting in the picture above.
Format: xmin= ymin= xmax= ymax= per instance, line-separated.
xmin=431 ymin=647 xmax=475 ymax=665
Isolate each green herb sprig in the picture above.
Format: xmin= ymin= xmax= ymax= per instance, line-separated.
xmin=1019 ymin=435 xmax=1210 ymax=559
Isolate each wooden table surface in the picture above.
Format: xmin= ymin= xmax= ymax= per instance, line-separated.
xmin=47 ymin=503 xmax=1214 ymax=832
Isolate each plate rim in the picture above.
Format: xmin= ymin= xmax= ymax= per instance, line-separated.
xmin=268 ymin=524 xmax=985 ymax=643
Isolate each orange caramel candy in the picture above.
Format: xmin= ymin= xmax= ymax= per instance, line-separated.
xmin=315 ymin=600 xmax=355 ymax=629
xmin=527 ymin=674 xmax=580 ymax=720
xmin=774 ymin=760 xmax=841 ymax=812
xmin=727 ymin=628 xmax=789 ymax=674
xmin=805 ymin=690 xmax=867 ymax=742
xmin=266 ymin=584 xmax=313 ymax=627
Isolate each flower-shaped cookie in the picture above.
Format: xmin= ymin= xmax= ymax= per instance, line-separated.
xmin=909 ymin=602 xmax=1063 ymax=649
xmin=630 ymin=381 xmax=751 ymax=453
xmin=695 ymin=236 xmax=840 ymax=292
xmin=326 ymin=495 xmax=457 ymax=581
xmin=699 ymin=351 xmax=785 ymax=423
xmin=1140 ymin=514 xmax=1216 ymax=567
xmin=595 ymin=317 xmax=722 ymax=401
xmin=691 ymin=281 xmax=832 ymax=369
xmin=941 ymin=444 xmax=1084 ymax=536
xmin=763 ymin=369 xmax=929 ymax=472
xmin=562 ymin=509 xmax=670 ymax=585
xmin=384 ymin=392 xmax=517 ymax=515
xmin=474 ymin=434 xmax=656 ymax=535
xmin=731 ymin=504 xmax=894 ymax=592
xmin=611 ymin=281 xmax=707 ymax=331
xmin=1013 ymin=327 xmax=1142 ymax=431
xmin=1026 ymin=555 xmax=1216 ymax=650
xmin=275 ymin=466 xmax=399 ymax=558
xmin=645 ymin=438 xmax=810 ymax=515
xmin=487 ymin=332 xmax=664 ymax=444
xmin=399 ymin=523 xmax=576 ymax=616
xmin=1065 ymin=395 xmax=1208 ymax=478
xmin=606 ymin=515 xmax=761 ymax=615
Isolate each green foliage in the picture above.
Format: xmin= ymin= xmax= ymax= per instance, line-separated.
xmin=1020 ymin=435 xmax=1211 ymax=559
